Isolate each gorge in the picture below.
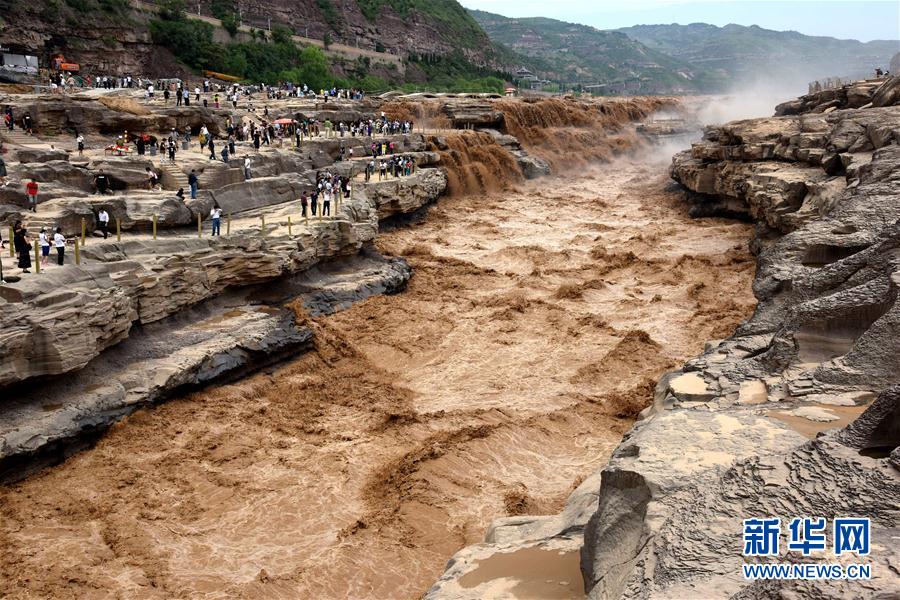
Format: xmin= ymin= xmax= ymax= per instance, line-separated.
xmin=1 ymin=77 xmax=899 ymax=599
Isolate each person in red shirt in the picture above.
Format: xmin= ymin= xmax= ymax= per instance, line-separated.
xmin=25 ymin=179 xmax=38 ymax=212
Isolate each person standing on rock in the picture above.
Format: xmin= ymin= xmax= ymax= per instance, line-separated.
xmin=310 ymin=188 xmax=318 ymax=216
xmin=0 ymin=154 xmax=7 ymax=187
xmin=244 ymin=157 xmax=252 ymax=180
xmin=95 ymin=169 xmax=110 ymax=195
xmin=76 ymin=132 xmax=85 ymax=157
xmin=322 ymin=188 xmax=331 ymax=216
xmin=53 ymin=227 xmax=65 ymax=266
xmin=188 ymin=169 xmax=198 ymax=199
xmin=23 ymin=113 xmax=33 ymax=135
xmin=168 ymin=139 xmax=177 ymax=163
xmin=25 ymin=179 xmax=38 ymax=212
xmin=210 ymin=204 xmax=222 ymax=236
xmin=14 ymin=225 xmax=31 ymax=273
xmin=98 ymin=208 xmax=110 ymax=239
xmin=39 ymin=227 xmax=50 ymax=268
xmin=300 ymin=191 xmax=308 ymax=217
xmin=208 ymin=136 xmax=215 ymax=160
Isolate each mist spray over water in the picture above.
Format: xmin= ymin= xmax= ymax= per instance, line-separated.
xmin=693 ymin=72 xmax=816 ymax=125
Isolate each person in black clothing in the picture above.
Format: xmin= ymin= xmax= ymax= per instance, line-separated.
xmin=310 ymin=189 xmax=318 ymax=215
xmin=208 ymin=137 xmax=215 ymax=160
xmin=14 ymin=225 xmax=31 ymax=272
xmin=300 ymin=192 xmax=308 ymax=217
xmin=136 ymin=135 xmax=145 ymax=155
xmin=94 ymin=169 xmax=110 ymax=194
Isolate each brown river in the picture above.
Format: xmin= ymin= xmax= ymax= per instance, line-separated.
xmin=0 ymin=153 xmax=756 ymax=598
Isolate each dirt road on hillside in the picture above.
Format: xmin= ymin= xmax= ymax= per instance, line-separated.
xmin=0 ymin=158 xmax=756 ymax=599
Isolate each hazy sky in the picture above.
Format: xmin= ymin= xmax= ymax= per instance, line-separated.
xmin=461 ymin=0 xmax=900 ymax=42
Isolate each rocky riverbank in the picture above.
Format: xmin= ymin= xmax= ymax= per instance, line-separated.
xmin=429 ymin=77 xmax=900 ymax=598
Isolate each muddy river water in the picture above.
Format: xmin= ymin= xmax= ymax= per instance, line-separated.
xmin=0 ymin=156 xmax=756 ymax=598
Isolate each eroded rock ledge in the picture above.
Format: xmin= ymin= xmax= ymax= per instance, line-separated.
xmin=429 ymin=77 xmax=900 ymax=599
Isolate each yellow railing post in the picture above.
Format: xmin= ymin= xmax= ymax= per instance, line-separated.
xmin=152 ymin=214 xmax=157 ymax=240
xmin=287 ymin=215 xmax=292 ymax=236
xmin=33 ymin=243 xmax=40 ymax=273
xmin=197 ymin=213 xmax=202 ymax=238
xmin=260 ymin=215 xmax=266 ymax=237
xmin=81 ymin=218 xmax=86 ymax=246
xmin=75 ymin=237 xmax=81 ymax=265
xmin=116 ymin=218 xmax=121 ymax=242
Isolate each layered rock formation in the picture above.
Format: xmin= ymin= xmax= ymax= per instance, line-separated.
xmin=0 ymin=193 xmax=378 ymax=388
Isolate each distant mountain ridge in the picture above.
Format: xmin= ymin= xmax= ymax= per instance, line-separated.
xmin=470 ymin=9 xmax=706 ymax=94
xmin=618 ymin=23 xmax=899 ymax=84
xmin=470 ymin=8 xmax=899 ymax=93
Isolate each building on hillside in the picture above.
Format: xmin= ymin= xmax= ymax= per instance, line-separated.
xmin=515 ymin=67 xmax=541 ymax=90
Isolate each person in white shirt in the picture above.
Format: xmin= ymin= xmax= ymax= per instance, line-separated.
xmin=39 ymin=227 xmax=50 ymax=267
xmin=244 ymin=157 xmax=252 ymax=180
xmin=210 ymin=205 xmax=222 ymax=236
xmin=98 ymin=209 xmax=110 ymax=239
xmin=53 ymin=227 xmax=66 ymax=266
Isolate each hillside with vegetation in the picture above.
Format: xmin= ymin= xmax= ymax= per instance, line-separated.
xmin=0 ymin=0 xmax=516 ymax=92
xmin=469 ymin=9 xmax=705 ymax=94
